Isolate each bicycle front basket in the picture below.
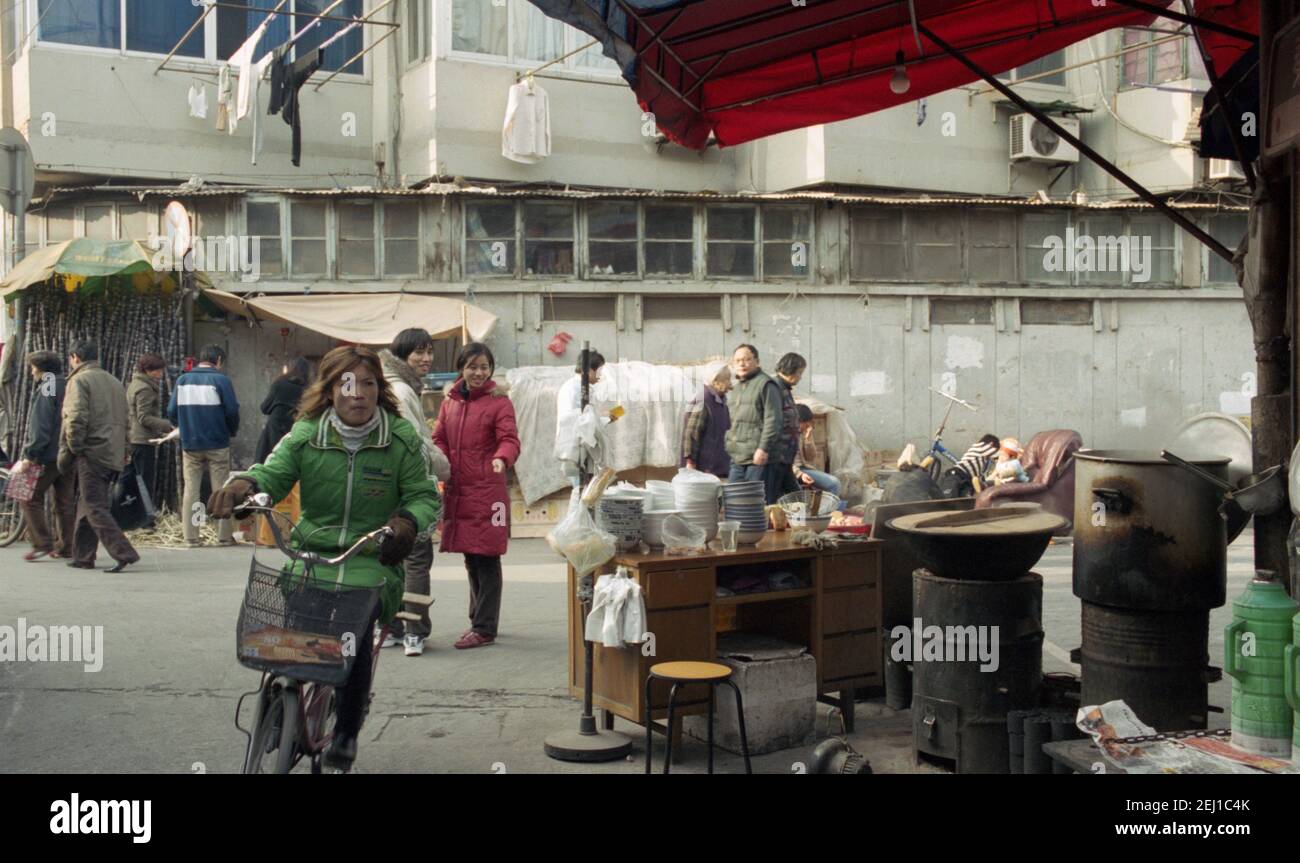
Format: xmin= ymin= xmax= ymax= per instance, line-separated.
xmin=235 ymin=559 xmax=382 ymax=686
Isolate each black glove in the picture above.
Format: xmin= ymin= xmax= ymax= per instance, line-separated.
xmin=378 ymin=512 xmax=418 ymax=566
xmin=207 ymin=477 xmax=258 ymax=519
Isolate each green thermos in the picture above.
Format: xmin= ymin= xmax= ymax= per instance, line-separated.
xmin=1225 ymin=570 xmax=1298 ymax=757
xmin=1286 ymin=611 xmax=1300 ymax=762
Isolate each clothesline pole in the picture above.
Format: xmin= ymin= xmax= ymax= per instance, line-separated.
xmin=544 ymin=341 xmax=634 ymax=763
xmin=312 ymin=23 xmax=398 ymax=91
xmin=515 ymin=38 xmax=600 ymax=81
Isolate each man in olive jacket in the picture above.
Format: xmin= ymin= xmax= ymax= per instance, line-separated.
xmin=126 ymin=353 xmax=174 ymax=509
xmin=58 ymin=340 xmax=139 ymax=572
xmin=723 ymin=343 xmax=785 ymax=503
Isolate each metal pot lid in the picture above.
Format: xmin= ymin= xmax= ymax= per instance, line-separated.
xmin=1076 ymin=448 xmax=1230 ymax=466
xmin=1166 ymin=412 xmax=1252 ymax=484
xmin=887 ymin=507 xmax=1067 ymax=537
xmin=1289 ymin=441 xmax=1300 ymax=516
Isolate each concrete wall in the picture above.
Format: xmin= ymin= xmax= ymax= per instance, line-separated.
xmin=17 ymin=43 xmax=376 ymax=186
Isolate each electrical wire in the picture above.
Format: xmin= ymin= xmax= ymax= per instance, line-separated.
xmin=1083 ymin=30 xmax=1196 ymax=150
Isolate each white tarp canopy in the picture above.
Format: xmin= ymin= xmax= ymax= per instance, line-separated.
xmin=202 ymin=289 xmax=497 ymax=345
xmin=506 ymin=360 xmax=867 ymax=505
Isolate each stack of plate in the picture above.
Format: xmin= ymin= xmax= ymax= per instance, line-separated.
xmin=646 ymin=480 xmax=676 ymax=511
xmin=596 ymin=495 xmax=644 ymax=552
xmin=722 ymin=481 xmax=768 ymax=544
xmin=672 ymin=470 xmax=722 ymax=543
xmin=641 ymin=509 xmax=681 ymax=548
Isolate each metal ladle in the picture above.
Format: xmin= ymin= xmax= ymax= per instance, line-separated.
xmin=1160 ymin=449 xmax=1287 ymax=516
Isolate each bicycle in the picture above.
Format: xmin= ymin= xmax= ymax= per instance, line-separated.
xmin=916 ymin=387 xmax=979 ymax=484
xmin=232 ymin=493 xmax=431 ymax=775
xmin=0 ymin=466 xmax=26 ymax=547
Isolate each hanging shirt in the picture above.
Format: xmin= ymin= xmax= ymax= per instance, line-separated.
xmin=250 ymin=52 xmax=277 ymax=165
xmin=215 ymin=63 xmax=233 ymax=131
xmin=229 ymin=14 xmax=277 ymax=133
xmin=188 ymin=84 xmax=208 ymax=119
xmin=502 ymin=80 xmax=551 ymax=164
xmin=269 ymin=47 xmax=323 ymax=167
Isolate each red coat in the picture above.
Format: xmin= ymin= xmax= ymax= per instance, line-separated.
xmin=434 ymin=379 xmax=521 ymax=557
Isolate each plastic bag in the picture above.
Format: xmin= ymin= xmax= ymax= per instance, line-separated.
xmin=547 ymin=489 xmax=617 ymax=576
xmin=660 ymin=514 xmax=707 ymax=554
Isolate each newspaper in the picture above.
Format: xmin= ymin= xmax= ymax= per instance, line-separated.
xmin=1077 ymin=700 xmax=1300 ymax=774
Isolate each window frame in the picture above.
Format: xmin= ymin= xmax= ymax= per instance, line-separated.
xmin=703 ymin=203 xmax=758 ymax=281
xmin=441 ymin=0 xmax=622 ymax=81
xmin=379 ymin=199 xmax=423 ymax=277
xmin=243 ymin=196 xmax=287 ymax=279
xmin=33 ymin=0 xmax=369 ymax=79
xmin=1118 ymin=28 xmax=1189 ymax=89
xmin=584 ymin=200 xmax=642 ymax=281
xmin=1202 ymin=212 xmax=1248 ymax=287
xmin=996 ymin=48 xmax=1069 ymax=89
xmin=405 ymin=0 xmax=430 ymax=67
xmin=760 ymin=204 xmax=815 ymax=283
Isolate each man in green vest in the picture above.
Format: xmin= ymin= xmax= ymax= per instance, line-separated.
xmin=723 ymin=344 xmax=785 ymax=503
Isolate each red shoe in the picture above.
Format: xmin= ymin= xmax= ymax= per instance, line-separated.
xmin=23 ymin=550 xmax=50 ymax=562
xmin=454 ymin=631 xmax=495 ymax=649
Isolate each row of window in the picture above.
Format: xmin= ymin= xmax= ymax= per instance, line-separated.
xmin=536 ymin=296 xmax=1125 ymax=328
xmin=19 ymin=197 xmax=1246 ymax=287
xmin=31 ymin=0 xmax=364 ymax=73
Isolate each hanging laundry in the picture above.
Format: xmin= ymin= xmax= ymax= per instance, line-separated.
xmin=229 ymin=13 xmax=278 ymax=133
xmin=188 ymin=84 xmax=208 ymax=119
xmin=276 ymin=48 xmax=323 ymax=167
xmin=249 ymin=51 xmax=278 ymax=165
xmin=215 ymin=63 xmax=233 ymax=131
xmin=916 ymin=97 xmax=928 ymax=126
xmin=502 ymin=78 xmax=551 ymax=164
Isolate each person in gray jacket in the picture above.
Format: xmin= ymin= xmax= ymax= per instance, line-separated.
xmin=14 ymin=351 xmax=75 ymax=561
xmin=723 ymin=344 xmax=785 ymax=503
xmin=126 ymin=352 xmax=174 ymax=511
xmin=379 ymin=328 xmax=451 ymax=657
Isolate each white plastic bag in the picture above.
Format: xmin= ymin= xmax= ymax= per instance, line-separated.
xmin=660 ymin=514 xmax=707 ymax=553
xmin=547 ymin=489 xmax=617 ymax=576
xmin=622 ymin=577 xmax=646 ymax=645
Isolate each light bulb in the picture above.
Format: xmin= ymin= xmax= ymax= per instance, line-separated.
xmin=890 ymin=50 xmax=910 ymax=95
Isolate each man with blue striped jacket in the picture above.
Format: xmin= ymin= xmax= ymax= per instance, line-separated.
xmin=167 ymin=345 xmax=240 ymax=547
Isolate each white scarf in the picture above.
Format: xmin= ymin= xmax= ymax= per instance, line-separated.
xmin=327 ymin=408 xmax=381 ymax=453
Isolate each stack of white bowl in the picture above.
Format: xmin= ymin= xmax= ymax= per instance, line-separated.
xmin=596 ymin=494 xmax=644 ymax=552
xmin=671 ymin=470 xmax=722 ymax=543
xmin=722 ymin=480 xmax=769 ymax=544
xmin=646 ymin=480 xmax=676 ymax=511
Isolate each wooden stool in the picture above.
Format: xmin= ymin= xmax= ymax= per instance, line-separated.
xmin=644 ymin=661 xmax=752 ymax=774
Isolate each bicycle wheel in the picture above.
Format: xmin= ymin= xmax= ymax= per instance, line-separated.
xmin=0 ymin=469 xmax=25 ymax=548
xmin=243 ymin=687 xmax=299 ymax=775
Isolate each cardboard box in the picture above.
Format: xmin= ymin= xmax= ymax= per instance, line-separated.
xmin=683 ymin=636 xmax=817 ymax=755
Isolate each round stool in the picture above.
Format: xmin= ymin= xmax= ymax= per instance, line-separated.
xmin=644 ymin=661 xmax=752 ymax=774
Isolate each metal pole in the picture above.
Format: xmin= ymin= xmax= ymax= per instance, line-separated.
xmin=917 ymin=22 xmax=1236 ymax=264
xmin=578 ymin=342 xmax=595 ymax=734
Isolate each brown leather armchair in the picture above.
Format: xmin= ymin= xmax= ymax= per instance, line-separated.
xmin=974 ymin=429 xmax=1083 ymax=534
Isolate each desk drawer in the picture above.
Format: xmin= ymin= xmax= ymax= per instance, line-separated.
xmin=821 ymin=631 xmax=881 ymax=683
xmin=822 ymin=586 xmax=879 ymax=636
xmin=822 ymin=549 xmax=879 ymax=590
xmin=642 ymin=566 xmax=713 ymax=610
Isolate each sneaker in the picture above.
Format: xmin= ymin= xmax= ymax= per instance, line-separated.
xmin=403 ymin=634 xmax=426 ymax=656
xmin=381 ymin=631 xmax=404 ymax=649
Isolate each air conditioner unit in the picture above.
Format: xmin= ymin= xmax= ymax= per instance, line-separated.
xmin=1009 ymin=113 xmax=1080 ymax=164
xmin=1207 ymin=158 xmax=1245 ymax=180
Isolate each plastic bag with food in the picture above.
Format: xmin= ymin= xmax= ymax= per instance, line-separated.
xmin=660 ymin=514 xmax=707 ymax=554
xmin=548 ymin=489 xmax=618 ymax=576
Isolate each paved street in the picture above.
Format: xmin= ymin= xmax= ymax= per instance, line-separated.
xmin=0 ymin=531 xmax=1257 ymax=774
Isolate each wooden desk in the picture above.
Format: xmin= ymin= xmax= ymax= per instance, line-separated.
xmin=566 ymin=533 xmax=882 ymax=737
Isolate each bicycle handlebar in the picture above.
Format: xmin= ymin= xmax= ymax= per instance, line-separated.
xmin=234 ymin=493 xmax=393 ymax=567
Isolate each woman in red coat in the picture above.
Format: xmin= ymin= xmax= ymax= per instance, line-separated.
xmin=434 ymin=342 xmax=521 ymax=649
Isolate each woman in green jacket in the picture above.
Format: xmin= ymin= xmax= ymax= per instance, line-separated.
xmin=208 ymin=344 xmax=440 ymax=770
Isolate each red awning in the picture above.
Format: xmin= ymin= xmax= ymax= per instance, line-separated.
xmin=531 ymin=0 xmax=1256 ymax=149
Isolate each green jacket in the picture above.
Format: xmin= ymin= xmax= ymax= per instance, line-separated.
xmin=126 ymin=373 xmax=174 ymax=445
xmin=724 ymin=369 xmax=783 ymax=466
xmin=237 ymin=409 xmax=441 ymax=623
xmin=59 ymin=361 xmax=128 ymax=472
